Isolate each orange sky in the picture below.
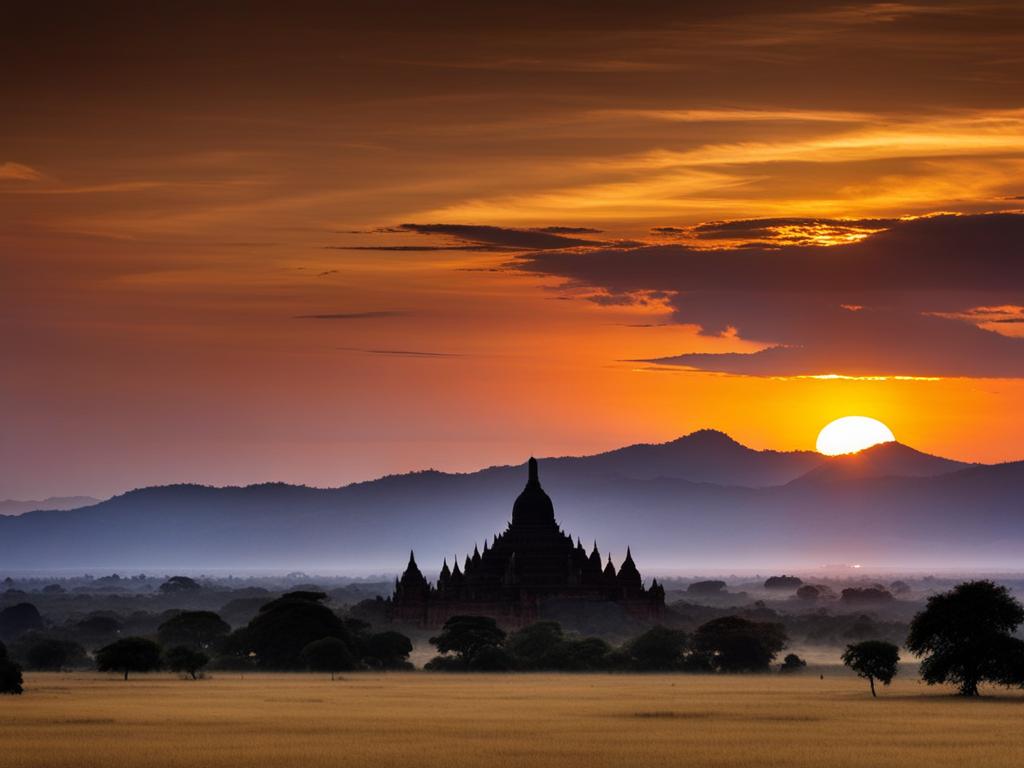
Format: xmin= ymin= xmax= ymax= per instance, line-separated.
xmin=2 ymin=1 xmax=1024 ymax=498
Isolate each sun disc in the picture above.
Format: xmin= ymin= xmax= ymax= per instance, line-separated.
xmin=816 ymin=416 xmax=895 ymax=456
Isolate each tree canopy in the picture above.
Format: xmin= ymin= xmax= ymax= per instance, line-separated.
xmin=25 ymin=638 xmax=87 ymax=671
xmin=907 ymin=580 xmax=1024 ymax=696
xmin=429 ymin=615 xmax=506 ymax=667
xmin=842 ymin=641 xmax=899 ymax=697
xmin=300 ymin=637 xmax=356 ymax=678
xmin=779 ymin=653 xmax=807 ymax=673
xmin=159 ymin=576 xmax=202 ymax=594
xmin=95 ymin=637 xmax=162 ymax=680
xmin=0 ymin=603 xmax=44 ymax=641
xmin=157 ymin=611 xmax=230 ymax=651
xmin=242 ymin=592 xmax=354 ymax=669
xmin=692 ymin=616 xmax=787 ymax=672
xmin=626 ymin=626 xmax=689 ymax=671
xmin=0 ymin=641 xmax=24 ymax=695
xmin=164 ymin=646 xmax=210 ymax=680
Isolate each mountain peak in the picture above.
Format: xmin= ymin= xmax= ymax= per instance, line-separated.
xmin=676 ymin=429 xmax=744 ymax=447
xmin=792 ymin=440 xmax=969 ymax=484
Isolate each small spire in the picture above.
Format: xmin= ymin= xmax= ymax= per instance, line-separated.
xmin=528 ymin=456 xmax=539 ymax=486
xmin=408 ymin=550 xmax=416 ymax=565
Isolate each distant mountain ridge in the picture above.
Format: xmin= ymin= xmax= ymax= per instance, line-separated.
xmin=0 ymin=496 xmax=100 ymax=516
xmin=789 ymin=441 xmax=970 ymax=485
xmin=543 ymin=429 xmax=823 ymax=487
xmin=1 ymin=431 xmax=1017 ymax=572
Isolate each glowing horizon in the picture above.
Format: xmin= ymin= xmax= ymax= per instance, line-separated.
xmin=3 ymin=3 xmax=1024 ymax=499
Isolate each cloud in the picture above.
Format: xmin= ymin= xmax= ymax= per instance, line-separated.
xmin=294 ymin=311 xmax=409 ymax=320
xmin=531 ymin=226 xmax=603 ymax=234
xmin=343 ymin=223 xmax=610 ymax=251
xmin=338 ymin=347 xmax=461 ymax=358
xmin=514 ymin=212 xmax=1024 ymax=378
xmin=0 ymin=162 xmax=43 ymax=181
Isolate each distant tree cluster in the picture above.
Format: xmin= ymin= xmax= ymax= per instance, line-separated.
xmin=217 ymin=591 xmax=413 ymax=674
xmin=840 ymin=586 xmax=894 ymax=604
xmin=764 ymin=575 xmax=803 ymax=591
xmin=686 ymin=580 xmax=727 ymax=596
xmin=425 ymin=615 xmax=789 ymax=673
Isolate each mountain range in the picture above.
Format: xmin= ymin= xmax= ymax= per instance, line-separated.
xmin=2 ymin=430 xmax=1019 ymax=573
xmin=0 ymin=496 xmax=101 ymax=516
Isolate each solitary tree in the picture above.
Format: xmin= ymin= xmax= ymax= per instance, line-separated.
xmin=164 ymin=646 xmax=210 ymax=680
xmin=779 ymin=653 xmax=807 ymax=673
xmin=842 ymin=641 xmax=899 ymax=697
xmin=907 ymin=580 xmax=1024 ymax=696
xmin=95 ymin=637 xmax=162 ymax=680
xmin=0 ymin=642 xmax=24 ymax=695
xmin=300 ymin=637 xmax=355 ymax=679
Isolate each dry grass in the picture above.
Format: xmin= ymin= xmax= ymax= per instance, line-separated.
xmin=2 ymin=672 xmax=1023 ymax=768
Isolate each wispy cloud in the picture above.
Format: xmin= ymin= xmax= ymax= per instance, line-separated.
xmin=0 ymin=162 xmax=43 ymax=181
xmin=338 ymin=347 xmax=461 ymax=358
xmin=294 ymin=311 xmax=410 ymax=320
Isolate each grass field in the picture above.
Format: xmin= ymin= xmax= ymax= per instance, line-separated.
xmin=2 ymin=672 xmax=1023 ymax=768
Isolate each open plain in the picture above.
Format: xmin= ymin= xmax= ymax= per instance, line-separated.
xmin=2 ymin=673 xmax=1023 ymax=768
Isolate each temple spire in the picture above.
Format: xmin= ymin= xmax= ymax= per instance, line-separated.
xmin=528 ymin=456 xmax=539 ymax=486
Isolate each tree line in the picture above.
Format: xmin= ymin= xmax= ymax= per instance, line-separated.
xmin=3 ymin=580 xmax=1024 ymax=697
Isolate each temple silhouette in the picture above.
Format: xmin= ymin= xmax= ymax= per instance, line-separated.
xmin=391 ymin=457 xmax=665 ymax=627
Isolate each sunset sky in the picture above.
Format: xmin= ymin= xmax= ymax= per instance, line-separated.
xmin=3 ymin=1 xmax=1024 ymax=499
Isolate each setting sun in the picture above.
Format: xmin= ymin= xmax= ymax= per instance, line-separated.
xmin=816 ymin=416 xmax=896 ymax=456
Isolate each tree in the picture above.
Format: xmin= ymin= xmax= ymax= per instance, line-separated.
xmin=907 ymin=580 xmax=1024 ymax=696
xmin=467 ymin=645 xmax=515 ymax=671
xmin=779 ymin=653 xmax=807 ymax=673
xmin=693 ymin=616 xmax=787 ymax=672
xmin=165 ymin=646 xmax=210 ymax=680
xmin=75 ymin=615 xmax=123 ymax=648
xmin=505 ymin=622 xmax=564 ymax=670
xmin=95 ymin=637 xmax=162 ymax=680
xmin=429 ymin=616 xmax=506 ymax=665
xmin=842 ymin=640 xmax=899 ymax=697
xmin=0 ymin=603 xmax=44 ymax=641
xmin=626 ymin=626 xmax=689 ymax=671
xmin=686 ymin=580 xmax=727 ymax=595
xmin=159 ymin=576 xmax=201 ymax=594
xmin=0 ymin=642 xmax=24 ymax=695
xmin=157 ymin=611 xmax=230 ymax=651
xmin=300 ymin=637 xmax=355 ymax=679
xmin=25 ymin=638 xmax=87 ymax=671
xmin=764 ymin=575 xmax=803 ymax=591
xmin=243 ymin=592 xmax=354 ymax=669
xmin=363 ymin=631 xmax=413 ymax=669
